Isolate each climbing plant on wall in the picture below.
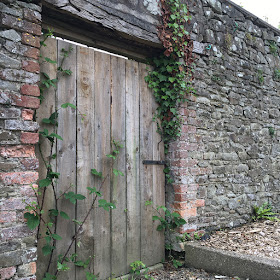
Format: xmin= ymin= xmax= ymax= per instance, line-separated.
xmin=145 ymin=0 xmax=195 ymax=154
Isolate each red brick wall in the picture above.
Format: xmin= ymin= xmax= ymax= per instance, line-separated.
xmin=0 ymin=1 xmax=41 ymax=279
xmin=168 ymin=99 xmax=209 ymax=236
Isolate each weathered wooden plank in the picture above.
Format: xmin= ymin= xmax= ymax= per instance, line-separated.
xmin=150 ymin=66 xmax=165 ymax=264
xmin=125 ymin=59 xmax=141 ymax=268
xmin=93 ymin=51 xmax=112 ymax=279
xmin=76 ymin=46 xmax=95 ymax=278
xmin=139 ymin=62 xmax=155 ymax=266
xmin=56 ymin=40 xmax=77 ymax=279
xmin=36 ymin=37 xmax=58 ymax=279
xmin=110 ymin=56 xmax=127 ymax=277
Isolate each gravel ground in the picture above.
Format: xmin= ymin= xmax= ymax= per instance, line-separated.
xmin=149 ymin=265 xmax=245 ymax=280
xmin=148 ymin=220 xmax=279 ymax=279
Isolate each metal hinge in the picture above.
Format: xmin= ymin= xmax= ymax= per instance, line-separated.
xmin=142 ymin=160 xmax=166 ymax=165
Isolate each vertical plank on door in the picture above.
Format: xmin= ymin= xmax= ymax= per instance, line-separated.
xmin=36 ymin=37 xmax=57 ymax=278
xmin=93 ymin=51 xmax=111 ymax=279
xmin=110 ymin=56 xmax=127 ymax=277
xmin=150 ymin=64 xmax=165 ymax=264
xmin=139 ymin=63 xmax=155 ymax=266
xmin=126 ymin=60 xmax=141 ymax=268
xmin=56 ymin=40 xmax=77 ymax=279
xmin=76 ymin=46 xmax=95 ymax=279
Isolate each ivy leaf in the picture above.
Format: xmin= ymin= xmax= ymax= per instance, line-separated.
xmin=39 ymin=178 xmax=52 ymax=188
xmin=42 ymin=112 xmax=59 ymax=126
xmin=87 ymin=187 xmax=102 ymax=197
xmin=42 ymin=244 xmax=54 ymax=256
xmin=49 ymin=209 xmax=59 ymax=217
xmin=42 ymin=118 xmax=51 ymax=124
xmin=45 ymin=235 xmax=52 ymax=244
xmin=145 ymin=200 xmax=153 ymax=206
xmin=70 ymin=253 xmax=78 ymax=262
xmin=74 ymin=261 xmax=85 ymax=267
xmin=75 ymin=194 xmax=86 ymax=200
xmin=52 ymin=233 xmax=62 ymax=240
xmin=106 ymin=154 xmax=116 ymax=160
xmin=62 ymin=69 xmax=72 ymax=76
xmin=60 ymin=211 xmax=70 ymax=220
xmin=64 ymin=192 xmax=86 ymax=204
xmin=42 ymin=72 xmax=50 ymax=79
xmin=24 ymin=212 xmax=40 ymax=230
xmin=43 ymin=272 xmax=57 ymax=280
xmin=44 ymin=57 xmax=57 ymax=64
xmin=158 ymin=74 xmax=167 ymax=82
xmin=49 ymin=133 xmax=63 ymax=141
xmin=39 ymin=128 xmax=49 ymax=137
xmin=113 ymin=169 xmax=124 ymax=176
xmin=86 ymin=272 xmax=98 ymax=280
xmin=61 ymin=103 xmax=76 ymax=109
xmin=171 ymin=212 xmax=181 ymax=218
xmin=74 ymin=258 xmax=90 ymax=268
xmin=166 ymin=65 xmax=173 ymax=72
xmin=64 ymin=192 xmax=75 ymax=204
xmin=91 ymin=169 xmax=103 ymax=178
xmin=98 ymin=199 xmax=116 ymax=211
xmin=72 ymin=219 xmax=82 ymax=225
xmin=157 ymin=205 xmax=167 ymax=212
xmin=57 ymin=262 xmax=69 ymax=271
xmin=156 ymin=224 xmax=164 ymax=231
xmin=48 ymin=172 xmax=60 ymax=179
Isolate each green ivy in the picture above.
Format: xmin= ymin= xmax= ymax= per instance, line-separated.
xmin=145 ymin=0 xmax=194 ymax=154
xmin=145 ymin=55 xmax=193 ymax=153
xmin=146 ymin=200 xmax=186 ymax=268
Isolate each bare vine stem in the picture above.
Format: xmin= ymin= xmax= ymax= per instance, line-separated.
xmin=54 ymin=159 xmax=116 ymax=277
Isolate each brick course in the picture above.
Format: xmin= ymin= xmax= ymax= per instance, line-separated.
xmin=21 ymin=84 xmax=40 ymax=96
xmin=22 ymin=109 xmax=34 ymax=121
xmin=20 ymin=132 xmax=39 ymax=144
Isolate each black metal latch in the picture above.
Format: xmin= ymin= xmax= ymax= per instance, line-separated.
xmin=142 ymin=160 xmax=166 ymax=165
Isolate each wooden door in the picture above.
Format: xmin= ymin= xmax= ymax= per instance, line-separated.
xmin=37 ymin=38 xmax=165 ymax=280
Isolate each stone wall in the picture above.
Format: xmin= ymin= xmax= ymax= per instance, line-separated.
xmin=0 ymin=1 xmax=41 ymax=279
xmin=167 ymin=0 xmax=280 ymax=237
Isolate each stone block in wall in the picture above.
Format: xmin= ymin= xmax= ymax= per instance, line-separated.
xmin=22 ymin=33 xmax=40 ymax=48
xmin=0 ymin=29 xmax=21 ymax=42
xmin=0 ymin=266 xmax=17 ymax=280
xmin=4 ymin=120 xmax=39 ymax=131
xmin=1 ymin=14 xmax=41 ymax=36
xmin=0 ymin=53 xmax=21 ymax=69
